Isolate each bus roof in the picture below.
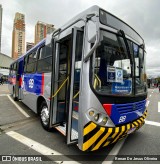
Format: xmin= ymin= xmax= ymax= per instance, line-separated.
xmin=60 ymin=5 xmax=99 ymax=31
xmin=12 ymin=5 xmax=143 ymax=66
xmin=51 ymin=5 xmax=143 ymax=43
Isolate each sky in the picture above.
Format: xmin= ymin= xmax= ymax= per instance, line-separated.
xmin=0 ymin=0 xmax=160 ymax=77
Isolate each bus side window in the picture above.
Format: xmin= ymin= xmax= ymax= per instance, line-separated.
xmin=13 ymin=63 xmax=17 ymax=74
xmin=37 ymin=44 xmax=52 ymax=72
xmin=73 ymin=30 xmax=84 ymax=101
xmin=10 ymin=65 xmax=13 ymax=75
xmin=26 ymin=50 xmax=37 ymax=73
xmin=24 ymin=56 xmax=28 ymax=73
xmin=39 ymin=46 xmax=45 ymax=59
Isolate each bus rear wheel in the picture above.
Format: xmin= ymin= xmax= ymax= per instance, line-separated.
xmin=40 ymin=101 xmax=50 ymax=131
xmin=13 ymin=87 xmax=18 ymax=101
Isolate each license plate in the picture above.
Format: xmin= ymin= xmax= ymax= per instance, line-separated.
xmin=127 ymin=127 xmax=136 ymax=134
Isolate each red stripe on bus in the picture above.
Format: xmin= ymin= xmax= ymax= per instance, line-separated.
xmin=74 ymin=106 xmax=78 ymax=111
xmin=41 ymin=73 xmax=44 ymax=95
xmin=19 ymin=77 xmax=22 ymax=87
xmin=103 ymin=104 xmax=112 ymax=117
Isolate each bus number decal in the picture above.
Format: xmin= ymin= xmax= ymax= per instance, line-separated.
xmin=119 ymin=116 xmax=126 ymax=123
xmin=29 ymin=79 xmax=34 ymax=88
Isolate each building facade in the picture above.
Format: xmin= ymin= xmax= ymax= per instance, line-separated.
xmin=0 ymin=52 xmax=14 ymax=78
xmin=35 ymin=21 xmax=55 ymax=44
xmin=26 ymin=42 xmax=34 ymax=51
xmin=0 ymin=5 xmax=3 ymax=53
xmin=12 ymin=12 xmax=25 ymax=60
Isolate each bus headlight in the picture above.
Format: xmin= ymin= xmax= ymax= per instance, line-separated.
xmin=102 ymin=117 xmax=108 ymax=125
xmin=85 ymin=108 xmax=115 ymax=127
xmin=94 ymin=114 xmax=100 ymax=122
xmin=89 ymin=110 xmax=94 ymax=116
xmin=87 ymin=108 xmax=110 ymax=126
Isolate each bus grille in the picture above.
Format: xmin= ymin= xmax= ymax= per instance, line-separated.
xmin=115 ymin=100 xmax=146 ymax=114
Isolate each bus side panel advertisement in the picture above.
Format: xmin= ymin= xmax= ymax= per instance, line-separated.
xmin=22 ymin=73 xmax=44 ymax=95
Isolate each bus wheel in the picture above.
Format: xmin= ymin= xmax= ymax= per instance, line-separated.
xmin=13 ymin=88 xmax=18 ymax=101
xmin=40 ymin=101 xmax=50 ymax=131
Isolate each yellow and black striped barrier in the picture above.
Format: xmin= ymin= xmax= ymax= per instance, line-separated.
xmin=82 ymin=110 xmax=147 ymax=151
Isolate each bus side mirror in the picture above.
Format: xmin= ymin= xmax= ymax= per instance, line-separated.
xmin=84 ymin=21 xmax=100 ymax=62
xmin=87 ymin=20 xmax=96 ymax=43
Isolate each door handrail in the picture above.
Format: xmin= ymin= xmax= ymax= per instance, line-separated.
xmin=52 ymin=76 xmax=69 ymax=98
xmin=73 ymin=91 xmax=80 ymax=99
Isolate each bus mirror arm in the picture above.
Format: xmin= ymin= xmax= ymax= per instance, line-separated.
xmin=84 ymin=30 xmax=100 ymax=62
xmin=86 ymin=13 xmax=96 ymax=21
xmin=52 ymin=28 xmax=61 ymax=37
xmin=139 ymin=43 xmax=145 ymax=49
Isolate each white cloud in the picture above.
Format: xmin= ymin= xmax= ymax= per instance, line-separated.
xmin=1 ymin=0 xmax=160 ymax=77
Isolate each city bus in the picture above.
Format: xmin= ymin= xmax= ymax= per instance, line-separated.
xmin=8 ymin=57 xmax=23 ymax=100
xmin=9 ymin=5 xmax=147 ymax=151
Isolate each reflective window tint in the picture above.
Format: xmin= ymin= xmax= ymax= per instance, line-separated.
xmin=28 ymin=51 xmax=37 ymax=63
xmin=39 ymin=46 xmax=46 ymax=59
xmin=26 ymin=63 xmax=35 ymax=73
xmin=37 ymin=57 xmax=52 ymax=72
xmin=92 ymin=30 xmax=132 ymax=95
xmin=37 ymin=44 xmax=52 ymax=73
xmin=24 ymin=50 xmax=37 ymax=73
xmin=92 ymin=30 xmax=147 ymax=96
xmin=24 ymin=56 xmax=28 ymax=73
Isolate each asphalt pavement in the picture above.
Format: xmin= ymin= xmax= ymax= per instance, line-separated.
xmin=0 ymin=85 xmax=160 ymax=163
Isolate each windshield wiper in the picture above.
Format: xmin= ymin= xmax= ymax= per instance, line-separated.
xmin=119 ymin=29 xmax=135 ymax=95
xmin=118 ymin=30 xmax=133 ymax=65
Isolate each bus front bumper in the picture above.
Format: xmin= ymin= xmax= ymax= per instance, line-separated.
xmin=82 ymin=110 xmax=147 ymax=151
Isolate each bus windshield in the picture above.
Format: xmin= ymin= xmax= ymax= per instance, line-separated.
xmin=92 ymin=30 xmax=147 ymax=96
xmin=99 ymin=9 xmax=143 ymax=44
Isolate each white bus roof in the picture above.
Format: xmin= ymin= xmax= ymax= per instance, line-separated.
xmin=49 ymin=5 xmax=143 ymax=44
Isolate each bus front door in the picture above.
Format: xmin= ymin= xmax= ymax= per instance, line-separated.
xmin=66 ymin=27 xmax=84 ymax=144
xmin=50 ymin=27 xmax=84 ymax=145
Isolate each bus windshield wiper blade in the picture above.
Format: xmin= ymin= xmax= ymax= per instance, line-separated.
xmin=118 ymin=30 xmax=133 ymax=65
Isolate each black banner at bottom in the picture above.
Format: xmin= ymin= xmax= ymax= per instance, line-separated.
xmin=0 ymin=155 xmax=160 ymax=162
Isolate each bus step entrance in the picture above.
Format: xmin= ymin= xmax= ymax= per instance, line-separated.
xmin=55 ymin=123 xmax=78 ymax=140
xmin=72 ymin=111 xmax=78 ymax=120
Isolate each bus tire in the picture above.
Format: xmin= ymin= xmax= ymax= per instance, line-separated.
xmin=40 ymin=101 xmax=51 ymax=131
xmin=13 ymin=87 xmax=18 ymax=101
